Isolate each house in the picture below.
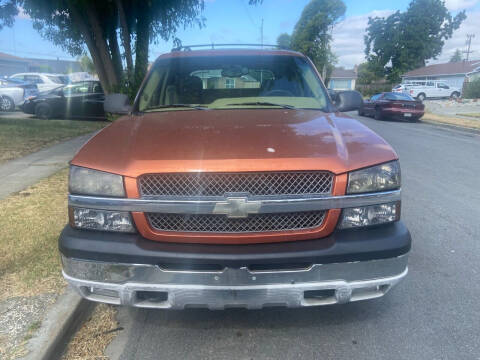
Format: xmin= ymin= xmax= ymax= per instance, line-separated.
xmin=402 ymin=60 xmax=480 ymax=88
xmin=0 ymin=52 xmax=29 ymax=76
xmin=0 ymin=52 xmax=81 ymax=77
xmin=328 ymin=68 xmax=357 ymax=90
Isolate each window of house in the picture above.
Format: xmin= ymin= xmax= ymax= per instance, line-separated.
xmin=225 ymin=78 xmax=235 ymax=89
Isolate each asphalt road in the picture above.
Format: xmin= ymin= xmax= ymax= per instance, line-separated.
xmin=106 ymin=114 xmax=480 ymax=360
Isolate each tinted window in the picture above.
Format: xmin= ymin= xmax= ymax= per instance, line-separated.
xmin=370 ymin=94 xmax=381 ymax=101
xmin=91 ymin=82 xmax=103 ymax=94
xmin=138 ymin=55 xmax=328 ymax=111
xmin=25 ymin=75 xmax=43 ymax=84
xmin=384 ymin=93 xmax=414 ymax=100
xmin=63 ymin=82 xmax=90 ymax=96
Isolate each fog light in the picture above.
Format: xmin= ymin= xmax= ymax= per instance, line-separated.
xmin=71 ymin=207 xmax=135 ymax=233
xmin=338 ymin=202 xmax=400 ymax=229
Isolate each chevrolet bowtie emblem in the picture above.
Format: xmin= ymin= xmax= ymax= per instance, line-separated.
xmin=213 ymin=197 xmax=262 ymax=218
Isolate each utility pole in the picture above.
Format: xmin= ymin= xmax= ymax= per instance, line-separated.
xmin=260 ymin=18 xmax=264 ymax=48
xmin=463 ymin=34 xmax=475 ymax=61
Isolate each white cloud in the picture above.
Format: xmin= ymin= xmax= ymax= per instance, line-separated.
xmin=331 ymin=10 xmax=394 ymax=69
xmin=444 ymin=0 xmax=479 ymax=10
xmin=331 ymin=8 xmax=479 ymax=69
xmin=15 ymin=7 xmax=31 ymax=20
xmin=429 ymin=10 xmax=480 ymax=63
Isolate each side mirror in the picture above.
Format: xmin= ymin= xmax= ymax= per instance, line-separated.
xmin=104 ymin=93 xmax=132 ymax=114
xmin=334 ymin=90 xmax=364 ymax=112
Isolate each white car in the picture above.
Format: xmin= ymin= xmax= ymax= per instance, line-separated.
xmin=399 ymin=81 xmax=461 ymax=101
xmin=0 ymin=79 xmax=38 ymax=111
xmin=9 ymin=72 xmax=69 ymax=92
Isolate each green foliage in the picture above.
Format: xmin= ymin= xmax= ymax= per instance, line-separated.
xmin=365 ymin=0 xmax=466 ymax=82
xmin=356 ymin=62 xmax=384 ymax=85
xmin=463 ymin=78 xmax=480 ymax=99
xmin=78 ymin=55 xmax=96 ymax=75
xmin=0 ymin=0 xmax=18 ymax=30
xmin=355 ymin=83 xmax=394 ymax=98
xmin=276 ymin=33 xmax=291 ymax=49
xmin=449 ymin=49 xmax=463 ymax=63
xmin=289 ymin=0 xmax=346 ymax=79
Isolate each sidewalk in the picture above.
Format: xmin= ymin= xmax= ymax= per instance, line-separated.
xmin=0 ymin=133 xmax=93 ymax=200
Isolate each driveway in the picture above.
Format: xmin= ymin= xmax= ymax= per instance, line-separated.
xmin=106 ymin=115 xmax=480 ymax=360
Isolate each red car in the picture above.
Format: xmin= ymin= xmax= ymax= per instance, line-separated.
xmin=359 ymin=92 xmax=425 ymax=122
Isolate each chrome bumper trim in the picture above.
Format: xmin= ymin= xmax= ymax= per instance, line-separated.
xmin=68 ymin=190 xmax=401 ymax=215
xmin=62 ymin=255 xmax=408 ymax=309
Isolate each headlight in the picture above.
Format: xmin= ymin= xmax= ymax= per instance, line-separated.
xmin=338 ymin=202 xmax=400 ymax=229
xmin=347 ymin=161 xmax=400 ymax=194
xmin=70 ymin=208 xmax=135 ymax=233
xmin=69 ymin=166 xmax=125 ymax=197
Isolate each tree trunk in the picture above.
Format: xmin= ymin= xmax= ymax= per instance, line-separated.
xmin=108 ymin=26 xmax=123 ymax=85
xmin=115 ymin=0 xmax=133 ymax=83
xmin=67 ymin=1 xmax=110 ymax=92
xmin=85 ymin=2 xmax=119 ymax=89
xmin=134 ymin=2 xmax=150 ymax=91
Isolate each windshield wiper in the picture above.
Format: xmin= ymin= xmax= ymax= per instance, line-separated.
xmin=225 ymin=101 xmax=296 ymax=109
xmin=144 ymin=104 xmax=208 ymax=111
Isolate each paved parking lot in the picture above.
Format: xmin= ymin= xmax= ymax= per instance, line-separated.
xmin=105 ymin=114 xmax=480 ymax=360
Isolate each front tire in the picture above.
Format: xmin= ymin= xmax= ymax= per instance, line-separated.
xmin=35 ymin=103 xmax=52 ymax=119
xmin=417 ymin=93 xmax=426 ymax=101
xmin=0 ymin=96 xmax=15 ymax=112
xmin=358 ymin=108 xmax=364 ymax=116
xmin=374 ymin=108 xmax=383 ymax=120
xmin=450 ymin=92 xmax=460 ymax=100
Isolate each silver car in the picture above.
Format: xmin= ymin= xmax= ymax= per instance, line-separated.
xmin=0 ymin=79 xmax=38 ymax=111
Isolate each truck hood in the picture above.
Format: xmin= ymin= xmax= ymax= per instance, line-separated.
xmin=71 ymin=109 xmax=397 ymax=177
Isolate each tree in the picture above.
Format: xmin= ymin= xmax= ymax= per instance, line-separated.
xmin=281 ymin=0 xmax=346 ymax=80
xmin=2 ymin=1 xmax=263 ymax=96
xmin=276 ymin=33 xmax=291 ymax=49
xmin=450 ymin=49 xmax=463 ymax=62
xmin=356 ymin=62 xmax=383 ymax=85
xmin=78 ymin=55 xmax=96 ymax=75
xmin=364 ymin=0 xmax=466 ymax=82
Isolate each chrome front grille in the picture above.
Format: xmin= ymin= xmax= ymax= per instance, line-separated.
xmin=139 ymin=172 xmax=333 ymax=197
xmin=147 ymin=211 xmax=326 ymax=233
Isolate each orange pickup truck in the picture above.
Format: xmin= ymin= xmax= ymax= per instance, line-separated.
xmin=60 ymin=46 xmax=410 ymax=309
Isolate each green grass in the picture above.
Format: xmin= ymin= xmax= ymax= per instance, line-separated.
xmin=0 ymin=116 xmax=108 ymax=163
xmin=0 ymin=169 xmax=69 ymax=300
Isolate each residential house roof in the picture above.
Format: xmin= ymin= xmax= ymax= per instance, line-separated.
xmin=0 ymin=52 xmax=28 ymax=62
xmin=403 ymin=60 xmax=480 ymax=77
xmin=330 ymin=68 xmax=357 ymax=79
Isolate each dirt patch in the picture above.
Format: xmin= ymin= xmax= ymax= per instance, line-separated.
xmin=62 ymin=304 xmax=120 ymax=360
xmin=0 ymin=294 xmax=57 ymax=360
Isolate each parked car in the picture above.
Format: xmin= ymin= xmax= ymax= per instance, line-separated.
xmin=22 ymin=80 xmax=105 ymax=119
xmin=60 ymin=46 xmax=410 ymax=310
xmin=401 ymin=80 xmax=461 ymax=101
xmin=9 ymin=72 xmax=70 ymax=92
xmin=359 ymin=92 xmax=425 ymax=121
xmin=0 ymin=78 xmax=38 ymax=111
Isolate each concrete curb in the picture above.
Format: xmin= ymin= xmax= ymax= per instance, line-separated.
xmin=21 ymin=286 xmax=94 ymax=360
xmin=420 ymin=119 xmax=480 ymax=134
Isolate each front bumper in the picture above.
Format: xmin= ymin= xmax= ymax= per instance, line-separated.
xmin=62 ymin=255 xmax=407 ymax=309
xmin=60 ymin=223 xmax=410 ymax=309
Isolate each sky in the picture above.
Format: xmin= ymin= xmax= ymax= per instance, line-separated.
xmin=0 ymin=0 xmax=479 ymax=69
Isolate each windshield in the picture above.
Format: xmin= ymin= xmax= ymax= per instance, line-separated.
xmin=138 ymin=55 xmax=328 ymax=112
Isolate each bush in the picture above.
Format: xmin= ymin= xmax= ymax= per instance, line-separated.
xmin=463 ymin=78 xmax=480 ymax=99
xmin=355 ymin=83 xmax=394 ymax=97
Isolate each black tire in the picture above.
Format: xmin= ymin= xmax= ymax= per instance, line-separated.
xmin=0 ymin=96 xmax=15 ymax=112
xmin=35 ymin=103 xmax=52 ymax=119
xmin=417 ymin=93 xmax=426 ymax=101
xmin=450 ymin=91 xmax=460 ymax=99
xmin=358 ymin=108 xmax=364 ymax=116
xmin=374 ymin=107 xmax=383 ymax=120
